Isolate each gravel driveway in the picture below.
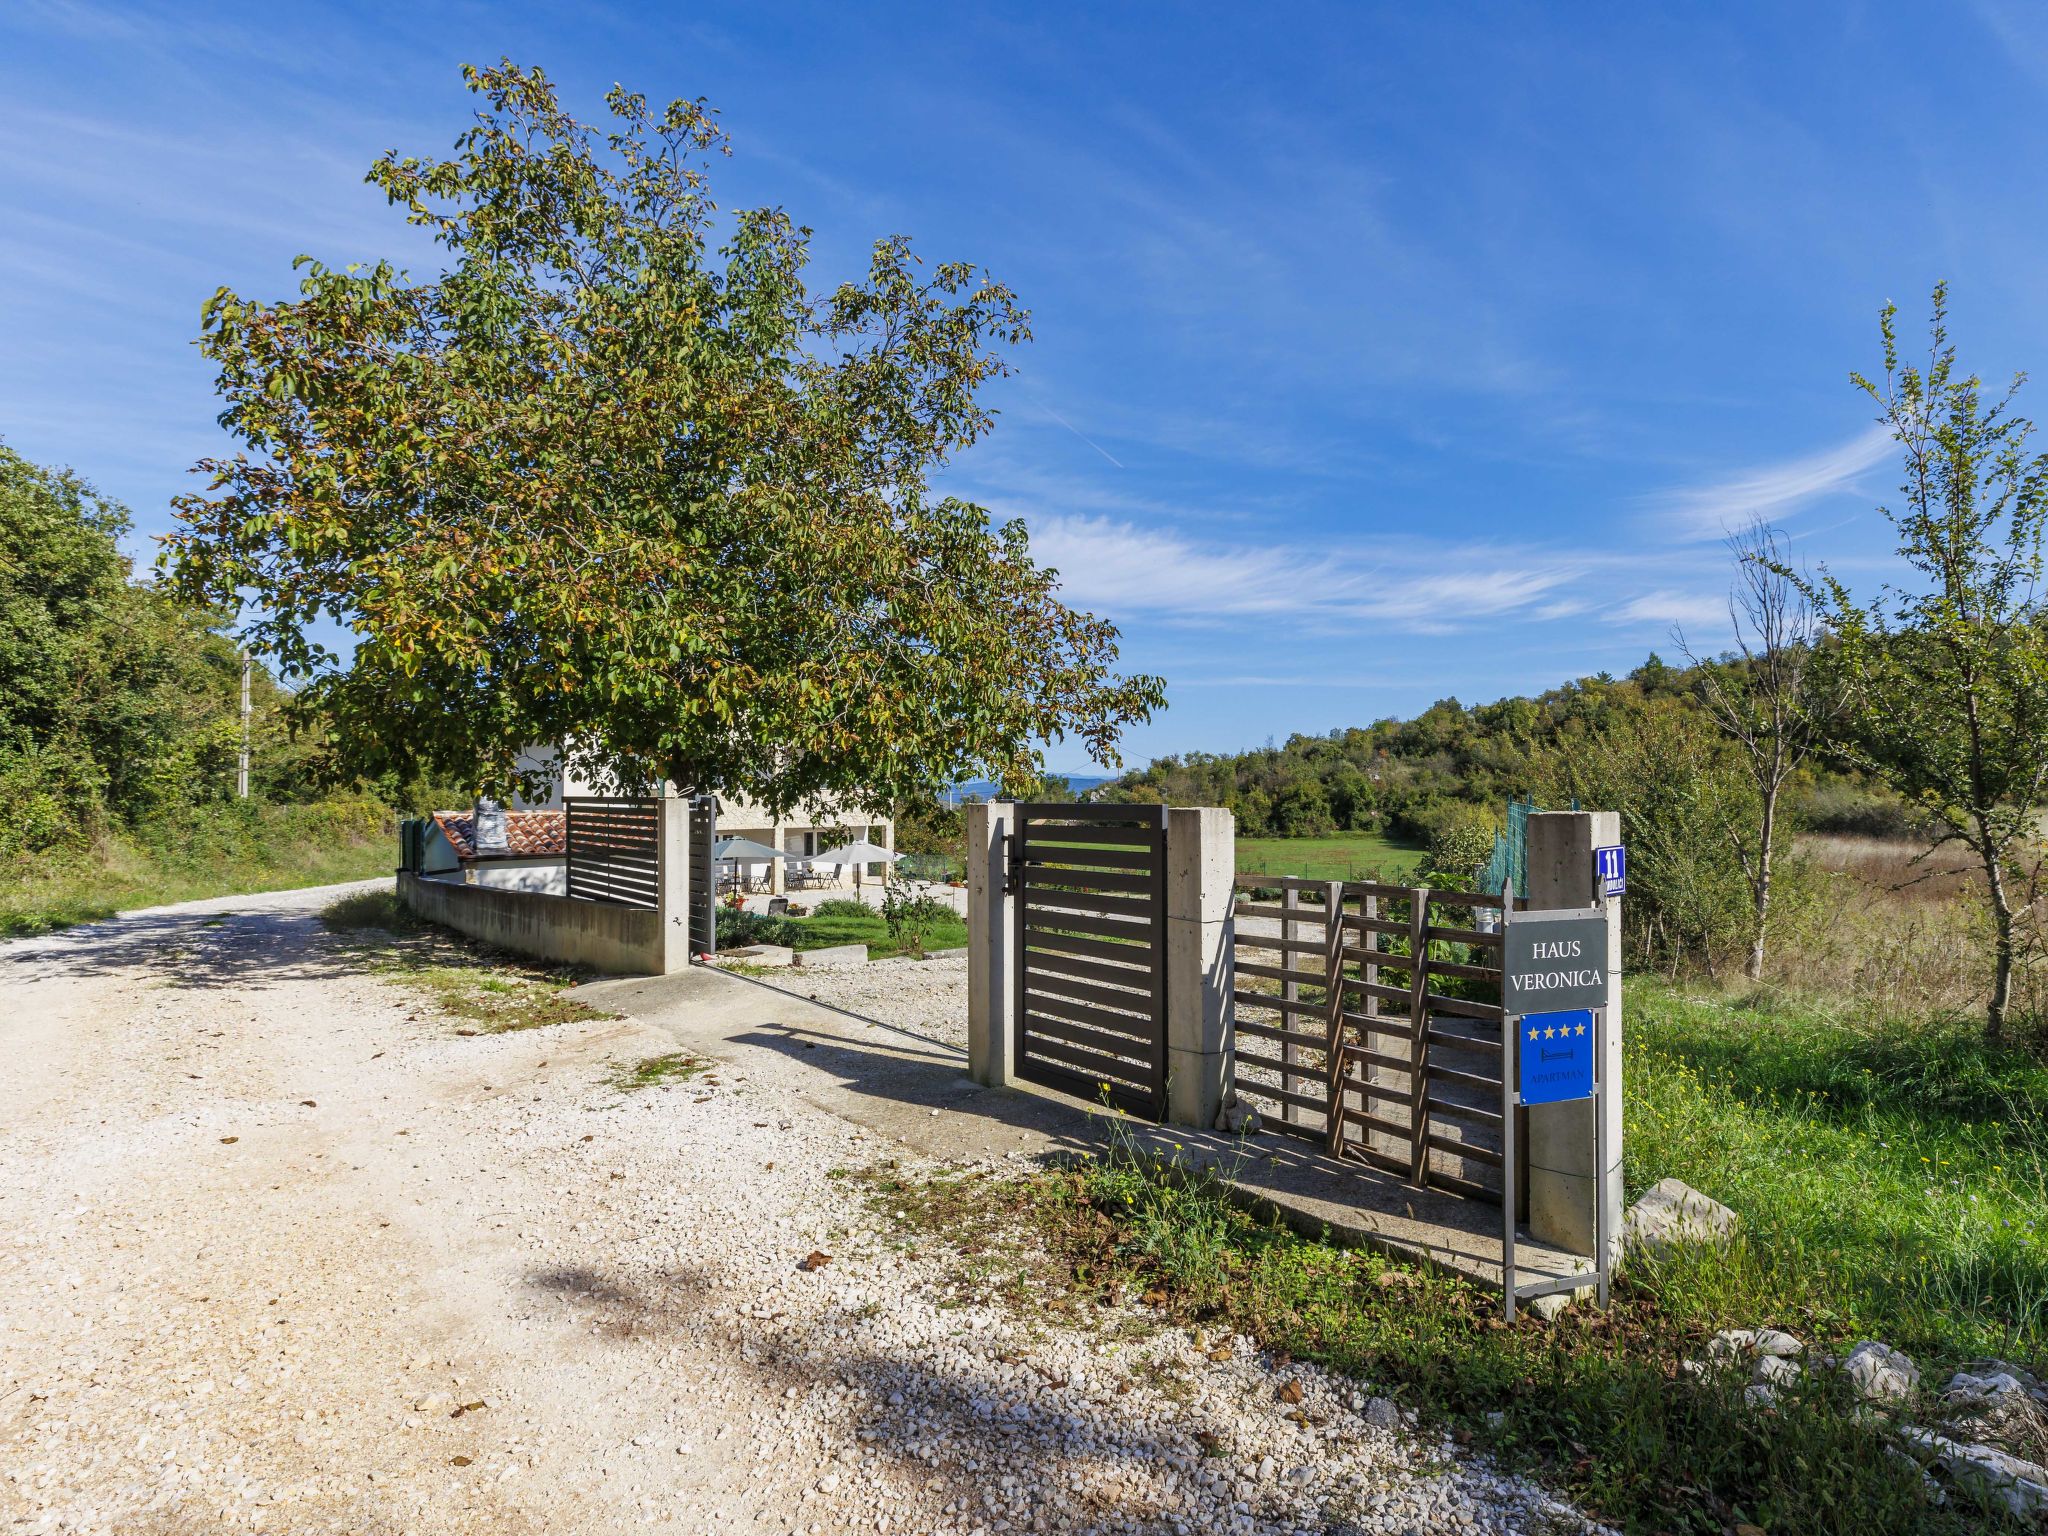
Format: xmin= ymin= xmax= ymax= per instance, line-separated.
xmin=1 ymin=883 xmax=1596 ymax=1535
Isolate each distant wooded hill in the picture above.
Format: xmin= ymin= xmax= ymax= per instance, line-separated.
xmin=1094 ymin=655 xmax=1903 ymax=848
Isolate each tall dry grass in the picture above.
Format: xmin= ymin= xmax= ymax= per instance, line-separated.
xmin=1767 ymin=833 xmax=2048 ymax=1026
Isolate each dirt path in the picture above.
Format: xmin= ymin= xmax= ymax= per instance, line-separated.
xmin=0 ymin=883 xmax=1593 ymax=1536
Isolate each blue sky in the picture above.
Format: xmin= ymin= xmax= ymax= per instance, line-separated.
xmin=6 ymin=2 xmax=2048 ymax=773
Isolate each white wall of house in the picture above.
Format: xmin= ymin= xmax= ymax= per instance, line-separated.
xmin=420 ymin=822 xmax=464 ymax=874
xmin=419 ymin=818 xmax=568 ymax=895
xmin=421 ymin=855 xmax=568 ymax=896
xmin=465 ymin=858 xmax=567 ymax=895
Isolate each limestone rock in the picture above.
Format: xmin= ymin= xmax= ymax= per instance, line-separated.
xmin=1620 ymin=1178 xmax=1737 ymax=1261
xmin=1754 ymin=1354 xmax=1802 ymax=1389
xmin=1901 ymin=1427 xmax=2048 ymax=1522
xmin=1843 ymin=1341 xmax=1920 ymax=1405
xmin=1708 ymin=1328 xmax=1802 ymax=1362
xmin=1946 ymin=1370 xmax=2036 ymax=1413
xmin=1950 ymin=1361 xmax=2048 ymax=1407
xmin=1214 ymin=1099 xmax=1261 ymax=1136
xmin=1943 ymin=1368 xmax=2048 ymax=1464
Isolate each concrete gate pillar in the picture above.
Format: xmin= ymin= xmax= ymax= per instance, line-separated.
xmin=657 ymin=794 xmax=693 ymax=974
xmin=1523 ymin=810 xmax=1624 ymax=1259
xmin=1164 ymin=807 xmax=1236 ymax=1129
xmin=965 ymin=801 xmax=1017 ymax=1089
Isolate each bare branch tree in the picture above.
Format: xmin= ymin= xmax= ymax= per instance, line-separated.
xmin=1678 ymin=518 xmax=1851 ymax=981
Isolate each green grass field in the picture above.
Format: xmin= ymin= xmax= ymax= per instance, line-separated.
xmin=1624 ymin=978 xmax=2048 ymax=1361
xmin=1234 ymin=831 xmax=1426 ymax=882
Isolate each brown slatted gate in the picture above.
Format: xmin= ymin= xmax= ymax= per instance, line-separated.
xmin=564 ymin=796 xmax=661 ymax=909
xmin=1229 ymin=876 xmax=1518 ymax=1204
xmin=1012 ymin=803 xmax=1169 ymax=1118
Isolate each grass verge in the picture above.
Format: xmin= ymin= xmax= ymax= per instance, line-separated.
xmin=322 ymin=887 xmax=610 ymax=1033
xmin=1625 ymin=977 xmax=2048 ymax=1361
xmin=719 ymin=898 xmax=969 ymax=960
xmin=2 ymin=797 xmax=396 ymax=936
xmin=862 ymin=1146 xmax=2019 ymax=1536
xmin=857 ymin=978 xmax=2048 ymax=1534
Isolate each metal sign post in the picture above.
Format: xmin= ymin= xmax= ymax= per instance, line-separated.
xmin=1499 ymin=881 xmax=1614 ymax=1319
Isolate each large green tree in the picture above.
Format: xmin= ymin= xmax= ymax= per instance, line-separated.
xmin=0 ymin=441 xmax=252 ymax=849
xmin=165 ymin=63 xmax=1161 ymax=812
xmin=1809 ymin=286 xmax=2048 ymax=1046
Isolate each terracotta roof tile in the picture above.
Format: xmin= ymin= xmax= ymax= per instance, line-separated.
xmin=431 ymin=810 xmax=567 ymax=861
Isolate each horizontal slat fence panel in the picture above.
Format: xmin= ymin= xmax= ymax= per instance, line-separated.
xmin=686 ymin=794 xmax=716 ymax=956
xmin=1014 ymin=804 xmax=1168 ymax=1118
xmin=566 ymin=797 xmax=662 ymax=909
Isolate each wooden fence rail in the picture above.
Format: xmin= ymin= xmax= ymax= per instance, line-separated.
xmin=1228 ymin=874 xmax=1521 ymax=1204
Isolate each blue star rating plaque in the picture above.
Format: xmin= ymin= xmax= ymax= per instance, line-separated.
xmin=1517 ymin=1008 xmax=1594 ymax=1105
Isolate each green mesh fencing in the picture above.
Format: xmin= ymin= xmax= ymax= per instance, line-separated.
xmin=1476 ymin=795 xmax=1537 ymax=899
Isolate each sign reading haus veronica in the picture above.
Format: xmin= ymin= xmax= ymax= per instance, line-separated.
xmin=1503 ymin=910 xmax=1610 ymax=1014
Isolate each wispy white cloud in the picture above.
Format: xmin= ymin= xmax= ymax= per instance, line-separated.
xmin=1642 ymin=424 xmax=1895 ymax=542
xmin=1024 ymin=514 xmax=1586 ymax=635
xmin=1604 ymin=588 xmax=1733 ymax=635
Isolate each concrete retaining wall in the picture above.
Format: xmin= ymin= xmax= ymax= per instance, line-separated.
xmin=398 ymin=872 xmax=667 ymax=975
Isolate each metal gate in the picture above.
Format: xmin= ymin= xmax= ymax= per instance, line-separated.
xmin=1010 ymin=803 xmax=1169 ymax=1118
xmin=687 ymin=794 xmax=718 ymax=958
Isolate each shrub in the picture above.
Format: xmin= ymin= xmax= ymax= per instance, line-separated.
xmin=1794 ymin=784 xmax=1932 ymax=840
xmin=1414 ymin=805 xmax=1497 ymax=890
xmin=880 ymin=872 xmax=955 ymax=957
xmin=1545 ymin=701 xmax=1758 ymax=976
xmin=714 ymin=906 xmax=802 ymax=949
xmin=809 ymin=898 xmax=872 ymax=919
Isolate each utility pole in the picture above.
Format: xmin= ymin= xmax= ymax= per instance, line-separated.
xmin=238 ymin=647 xmax=251 ymax=800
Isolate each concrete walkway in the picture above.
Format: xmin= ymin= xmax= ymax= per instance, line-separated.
xmin=569 ymin=963 xmax=1592 ymax=1298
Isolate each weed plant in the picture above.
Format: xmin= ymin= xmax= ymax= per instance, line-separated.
xmin=322 ymin=887 xmax=606 ymax=1032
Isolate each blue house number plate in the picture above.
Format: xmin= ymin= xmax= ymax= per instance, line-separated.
xmin=1518 ymin=1009 xmax=1594 ymax=1105
xmin=1594 ymin=844 xmax=1626 ymax=896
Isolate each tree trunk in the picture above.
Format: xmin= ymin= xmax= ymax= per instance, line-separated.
xmin=1746 ymin=790 xmax=1777 ymax=982
xmin=1982 ymin=847 xmax=2013 ymax=1048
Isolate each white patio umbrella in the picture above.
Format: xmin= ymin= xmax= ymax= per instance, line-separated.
xmin=711 ymin=835 xmax=785 ymax=862
xmin=807 ymin=839 xmax=897 ymax=866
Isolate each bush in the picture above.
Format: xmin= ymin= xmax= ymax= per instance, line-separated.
xmin=1414 ymin=805 xmax=1497 ymax=890
xmin=880 ymin=872 xmax=955 ymax=957
xmin=1794 ymin=784 xmax=1932 ymax=840
xmin=1392 ymin=796 xmax=1490 ymax=851
xmin=1545 ymin=701 xmax=1758 ymax=975
xmin=809 ymin=898 xmax=872 ymax=919
xmin=714 ymin=906 xmax=803 ymax=949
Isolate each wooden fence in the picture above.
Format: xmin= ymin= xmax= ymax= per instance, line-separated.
xmin=1228 ymin=875 xmax=1521 ymax=1204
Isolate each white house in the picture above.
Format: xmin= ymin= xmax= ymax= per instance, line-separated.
xmin=509 ymin=745 xmax=893 ymax=895
xmin=418 ymin=808 xmax=569 ymax=894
